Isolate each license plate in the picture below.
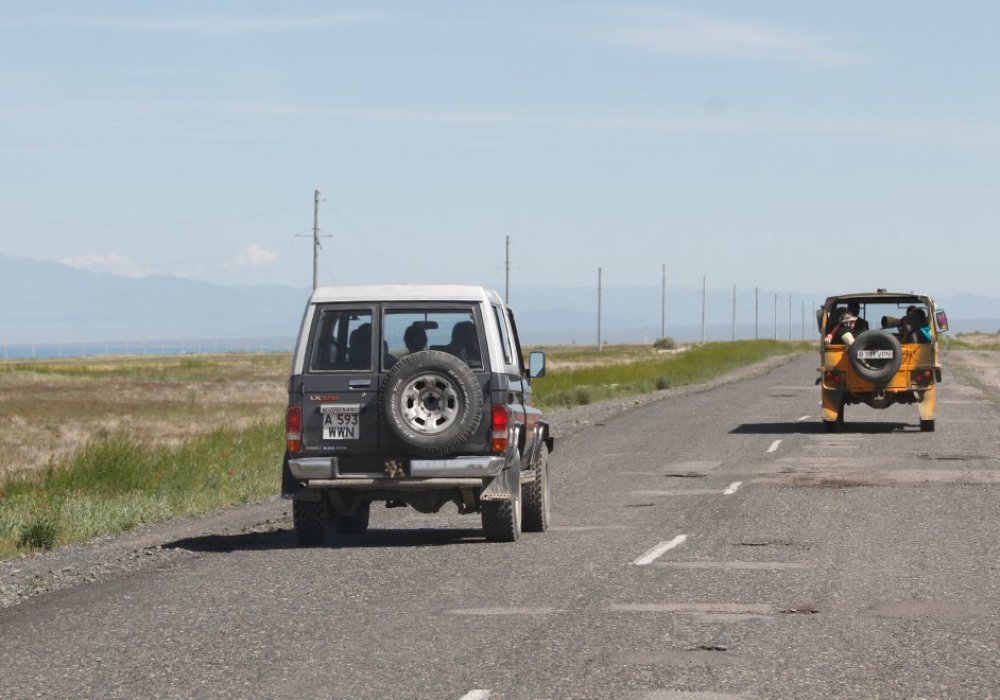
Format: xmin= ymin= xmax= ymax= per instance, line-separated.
xmin=321 ymin=404 xmax=360 ymax=440
xmin=856 ymin=350 xmax=894 ymax=360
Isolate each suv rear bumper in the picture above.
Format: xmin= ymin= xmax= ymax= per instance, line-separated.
xmin=288 ymin=454 xmax=505 ymax=481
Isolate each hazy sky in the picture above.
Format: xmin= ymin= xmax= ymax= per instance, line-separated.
xmin=1 ymin=2 xmax=997 ymax=297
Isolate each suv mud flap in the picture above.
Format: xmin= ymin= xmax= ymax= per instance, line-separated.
xmin=481 ymin=428 xmax=523 ymax=502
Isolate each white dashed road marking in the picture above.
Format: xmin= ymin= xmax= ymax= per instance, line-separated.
xmin=634 ymin=535 xmax=688 ymax=565
xmin=450 ymin=607 xmax=560 ymax=616
xmin=459 ymin=690 xmax=491 ymax=700
xmin=797 ymin=415 xmax=811 ymax=421
xmin=723 ymin=481 xmax=742 ymax=495
xmin=630 ymin=489 xmax=728 ymax=497
xmin=610 ymin=602 xmax=774 ymax=615
xmin=766 ymin=439 xmax=781 ymax=453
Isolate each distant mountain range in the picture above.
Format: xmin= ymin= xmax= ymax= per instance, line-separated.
xmin=1 ymin=254 xmax=998 ymax=346
xmin=0 ymin=255 xmax=309 ymax=344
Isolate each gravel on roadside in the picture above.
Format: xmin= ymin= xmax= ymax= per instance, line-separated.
xmin=0 ymin=352 xmax=802 ymax=610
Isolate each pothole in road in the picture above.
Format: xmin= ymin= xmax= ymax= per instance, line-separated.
xmin=779 ymin=606 xmax=820 ymax=615
xmin=915 ymin=453 xmax=991 ymax=462
xmin=735 ymin=540 xmax=812 ymax=549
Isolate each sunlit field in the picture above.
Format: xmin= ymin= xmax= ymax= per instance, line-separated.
xmin=0 ymin=341 xmax=807 ymax=556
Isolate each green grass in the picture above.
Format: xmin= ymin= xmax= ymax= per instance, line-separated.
xmin=534 ymin=340 xmax=809 ymax=408
xmin=0 ymin=420 xmax=283 ymax=558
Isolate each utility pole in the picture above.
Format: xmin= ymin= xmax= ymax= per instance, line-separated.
xmin=773 ymin=293 xmax=778 ymax=340
xmin=701 ymin=275 xmax=706 ymax=343
xmin=597 ymin=267 xmax=603 ymax=353
xmin=731 ymin=284 xmax=736 ymax=342
xmin=754 ymin=287 xmax=759 ymax=340
xmin=788 ymin=294 xmax=793 ymax=340
xmin=312 ymin=189 xmax=321 ymax=291
xmin=660 ymin=264 xmax=666 ymax=339
xmin=801 ymin=301 xmax=805 ymax=340
xmin=505 ymin=235 xmax=511 ymax=304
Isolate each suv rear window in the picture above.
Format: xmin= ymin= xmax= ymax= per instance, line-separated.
xmin=384 ymin=309 xmax=483 ymax=369
xmin=309 ymin=309 xmax=374 ymax=371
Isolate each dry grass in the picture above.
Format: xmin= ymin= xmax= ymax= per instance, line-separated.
xmin=0 ymin=353 xmax=288 ymax=478
xmin=950 ymin=332 xmax=1000 ymax=350
xmin=537 ymin=343 xmax=688 ymax=371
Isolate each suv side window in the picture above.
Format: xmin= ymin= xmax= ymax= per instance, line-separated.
xmin=308 ymin=309 xmax=374 ymax=371
xmin=492 ymin=304 xmax=514 ymax=366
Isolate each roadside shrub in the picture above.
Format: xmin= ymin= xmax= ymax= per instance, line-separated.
xmin=17 ymin=513 xmax=60 ymax=550
xmin=655 ymin=376 xmax=670 ymax=390
xmin=653 ymin=336 xmax=677 ymax=350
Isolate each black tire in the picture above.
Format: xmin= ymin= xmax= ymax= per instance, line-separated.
xmin=335 ymin=500 xmax=371 ymax=534
xmin=521 ymin=446 xmax=550 ymax=533
xmin=823 ymin=398 xmax=845 ymax=433
xmin=381 ymin=350 xmax=483 ymax=457
xmin=292 ymin=499 xmax=331 ymax=547
xmin=482 ymin=488 xmax=522 ymax=543
xmin=848 ymin=331 xmax=903 ymax=384
xmin=920 ymin=419 xmax=936 ymax=432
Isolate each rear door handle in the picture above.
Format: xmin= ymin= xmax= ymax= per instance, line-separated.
xmin=349 ymin=379 xmax=371 ymax=389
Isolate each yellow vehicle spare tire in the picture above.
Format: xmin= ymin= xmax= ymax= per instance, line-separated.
xmin=847 ymin=330 xmax=902 ymax=384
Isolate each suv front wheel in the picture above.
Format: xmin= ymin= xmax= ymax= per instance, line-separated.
xmin=521 ymin=446 xmax=550 ymax=532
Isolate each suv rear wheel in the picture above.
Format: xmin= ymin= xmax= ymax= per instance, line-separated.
xmin=482 ymin=473 xmax=522 ymax=543
xmin=292 ymin=499 xmax=332 ymax=547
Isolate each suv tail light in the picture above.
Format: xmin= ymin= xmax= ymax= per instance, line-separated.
xmin=824 ymin=370 xmax=844 ymax=387
xmin=491 ymin=405 xmax=509 ymax=453
xmin=286 ymin=405 xmax=302 ymax=454
xmin=912 ymin=369 xmax=934 ymax=387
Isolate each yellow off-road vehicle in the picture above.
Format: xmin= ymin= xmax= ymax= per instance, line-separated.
xmin=817 ymin=290 xmax=948 ymax=432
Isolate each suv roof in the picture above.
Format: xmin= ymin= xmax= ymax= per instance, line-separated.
xmin=310 ymin=284 xmax=502 ymax=305
xmin=823 ymin=291 xmax=934 ymax=306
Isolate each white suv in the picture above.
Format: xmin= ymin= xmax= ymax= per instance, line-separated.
xmin=282 ymin=285 xmax=552 ymax=545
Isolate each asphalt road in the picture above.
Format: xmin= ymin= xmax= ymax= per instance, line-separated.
xmin=2 ymin=352 xmax=999 ymax=699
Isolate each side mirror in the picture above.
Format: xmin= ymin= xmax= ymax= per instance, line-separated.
xmin=815 ymin=309 xmax=825 ymax=334
xmin=528 ymin=351 xmax=546 ymax=379
xmin=935 ymin=309 xmax=949 ymax=333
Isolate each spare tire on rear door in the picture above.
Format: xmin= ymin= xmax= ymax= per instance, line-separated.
xmin=847 ymin=330 xmax=902 ymax=384
xmin=381 ymin=350 xmax=483 ymax=456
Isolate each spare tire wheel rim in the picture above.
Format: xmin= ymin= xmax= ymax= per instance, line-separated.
xmin=399 ymin=372 xmax=461 ymax=435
